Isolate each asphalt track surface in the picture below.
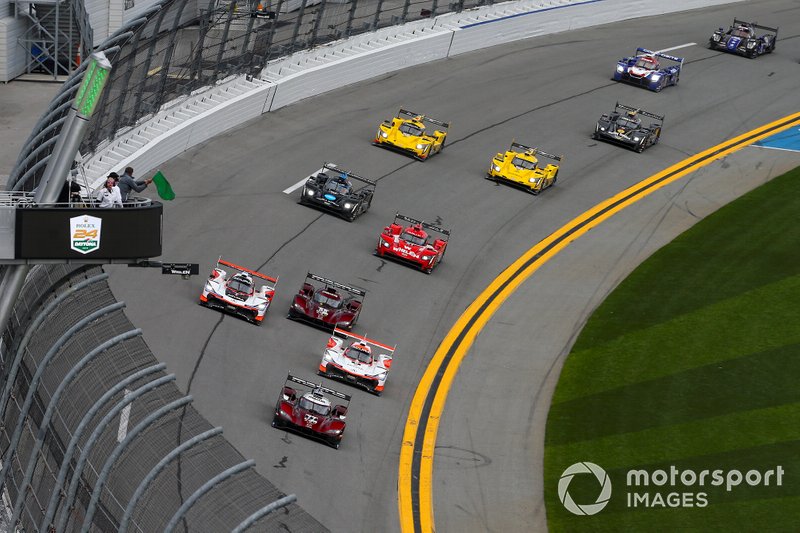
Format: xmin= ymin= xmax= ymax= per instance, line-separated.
xmin=106 ymin=1 xmax=800 ymax=531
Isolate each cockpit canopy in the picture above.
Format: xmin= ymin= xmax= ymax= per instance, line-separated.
xmin=298 ymin=393 xmax=331 ymax=415
xmin=345 ymin=343 xmax=373 ymax=364
xmin=402 ymin=227 xmax=428 ymax=246
xmin=314 ymin=289 xmax=343 ymax=309
xmin=399 ymin=122 xmax=423 ymax=136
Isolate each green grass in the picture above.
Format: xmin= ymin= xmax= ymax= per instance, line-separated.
xmin=544 ymin=166 xmax=800 ymax=532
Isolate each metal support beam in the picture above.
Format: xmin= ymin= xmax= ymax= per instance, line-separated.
xmin=0 ymin=301 xmax=126 ymax=492
xmin=80 ymin=396 xmax=193 ymax=533
xmin=310 ymin=0 xmax=328 ymax=46
xmin=56 ymin=374 xmax=177 ymax=532
xmin=10 ymin=329 xmax=143 ymax=527
xmin=231 ymin=494 xmax=297 ymax=533
xmin=39 ymin=363 xmax=167 ymax=532
xmin=290 ymin=0 xmax=309 ymax=53
xmin=163 ymin=459 xmax=255 ymax=533
xmin=118 ymin=427 xmax=223 ymax=533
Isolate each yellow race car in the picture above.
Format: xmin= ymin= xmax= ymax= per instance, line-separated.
xmin=373 ymin=109 xmax=449 ymax=161
xmin=487 ymin=142 xmax=563 ymax=194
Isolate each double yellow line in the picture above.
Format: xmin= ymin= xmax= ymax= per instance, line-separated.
xmin=397 ymin=111 xmax=800 ymax=533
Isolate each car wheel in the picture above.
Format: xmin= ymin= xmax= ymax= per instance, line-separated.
xmin=552 ymin=169 xmax=559 ymax=186
xmin=373 ymin=389 xmax=382 ymax=397
xmin=271 ymin=419 xmax=277 ymax=428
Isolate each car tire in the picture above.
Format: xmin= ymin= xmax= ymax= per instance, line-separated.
xmin=552 ymin=169 xmax=559 ymax=186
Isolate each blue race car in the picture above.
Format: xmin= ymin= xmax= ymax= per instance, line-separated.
xmin=613 ymin=48 xmax=683 ymax=92
xmin=709 ymin=20 xmax=777 ymax=58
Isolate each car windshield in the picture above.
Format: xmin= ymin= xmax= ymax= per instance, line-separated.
xmin=298 ymin=397 xmax=330 ymax=416
xmin=314 ymin=290 xmax=343 ymax=309
xmin=634 ymin=57 xmax=658 ymax=69
xmin=731 ymin=27 xmax=751 ymax=38
xmin=345 ymin=346 xmax=373 ymax=364
xmin=228 ymin=279 xmax=253 ymax=294
xmin=402 ymin=230 xmax=427 ymax=246
xmin=399 ymin=122 xmax=423 ymax=136
xmin=615 ymin=117 xmax=640 ymax=130
xmin=511 ymin=156 xmax=537 ymax=170
xmin=325 ymin=179 xmax=351 ymax=195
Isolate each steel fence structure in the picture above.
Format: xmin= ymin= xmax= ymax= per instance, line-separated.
xmin=6 ymin=0 xmax=494 ymax=192
xmin=0 ymin=264 xmax=325 ymax=532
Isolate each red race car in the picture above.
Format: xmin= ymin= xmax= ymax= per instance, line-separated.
xmin=375 ymin=213 xmax=450 ymax=273
xmin=271 ymin=374 xmax=350 ymax=449
xmin=287 ymin=272 xmax=366 ymax=330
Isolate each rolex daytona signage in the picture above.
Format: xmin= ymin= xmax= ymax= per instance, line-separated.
xmin=70 ymin=215 xmax=102 ymax=254
xmin=14 ymin=204 xmax=162 ymax=260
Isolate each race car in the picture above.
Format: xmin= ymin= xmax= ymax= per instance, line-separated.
xmin=613 ymin=48 xmax=683 ymax=92
xmin=271 ymin=374 xmax=350 ymax=449
xmin=287 ymin=272 xmax=366 ymax=331
xmin=319 ymin=328 xmax=396 ymax=396
xmin=298 ymin=163 xmax=376 ymax=222
xmin=199 ymin=258 xmax=278 ymax=325
xmin=709 ymin=19 xmax=777 ymax=58
xmin=373 ymin=108 xmax=449 ymax=161
xmin=487 ymin=141 xmax=563 ymax=195
xmin=593 ymin=102 xmax=663 ymax=153
xmin=375 ymin=213 xmax=450 ymax=274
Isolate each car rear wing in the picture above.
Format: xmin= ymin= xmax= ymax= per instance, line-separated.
xmin=397 ymin=108 xmax=450 ymax=128
xmin=306 ymin=272 xmax=367 ymax=298
xmin=332 ymin=327 xmax=396 ymax=354
xmin=321 ymin=163 xmax=377 ymax=188
xmin=287 ymin=373 xmax=351 ymax=402
xmin=615 ymin=102 xmax=665 ymax=123
xmin=510 ymin=142 xmax=563 ymax=162
xmin=218 ymin=257 xmax=278 ymax=284
xmin=732 ymin=19 xmax=778 ymax=34
xmin=635 ymin=47 xmax=684 ymax=66
xmin=394 ymin=213 xmax=451 ymax=239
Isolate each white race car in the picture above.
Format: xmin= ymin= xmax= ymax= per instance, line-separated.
xmin=318 ymin=328 xmax=396 ymax=395
xmin=199 ymin=258 xmax=278 ymax=325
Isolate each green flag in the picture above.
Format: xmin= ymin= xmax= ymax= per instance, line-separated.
xmin=152 ymin=170 xmax=175 ymax=200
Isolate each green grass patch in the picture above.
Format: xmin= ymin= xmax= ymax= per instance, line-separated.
xmin=544 ymin=166 xmax=800 ymax=532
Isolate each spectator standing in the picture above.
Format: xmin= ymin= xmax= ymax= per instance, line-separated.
xmin=117 ymin=167 xmax=152 ymax=202
xmin=96 ymin=173 xmax=122 ymax=208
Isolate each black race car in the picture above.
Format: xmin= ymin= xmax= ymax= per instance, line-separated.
xmin=593 ymin=103 xmax=663 ymax=153
xmin=299 ymin=163 xmax=375 ymax=221
xmin=709 ymin=19 xmax=777 ymax=58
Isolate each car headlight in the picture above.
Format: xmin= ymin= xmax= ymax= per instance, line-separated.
xmin=277 ymin=409 xmax=292 ymax=419
xmin=599 ymin=127 xmax=606 ymax=131
xmin=633 ymin=136 xmax=640 ymax=142
xmin=529 ymin=178 xmax=539 ymax=183
xmin=493 ymin=165 xmax=501 ymax=172
xmin=713 ymin=34 xmax=721 ymax=42
xmin=421 ymin=255 xmax=431 ymax=261
xmin=746 ymin=41 xmax=756 ymax=48
xmin=323 ymin=351 xmax=334 ymax=361
xmin=324 ymin=427 xmax=342 ymax=434
xmin=616 ymin=65 xmax=624 ymax=73
xmin=376 ymin=371 xmax=387 ymax=381
xmin=650 ymin=74 xmax=661 ymax=81
xmin=416 ymin=144 xmax=428 ymax=150
xmin=381 ymin=131 xmax=388 ymax=138
xmin=293 ymin=302 xmax=303 ymax=310
xmin=381 ymin=241 xmax=390 ymax=248
xmin=304 ymin=188 xmax=314 ymax=196
xmin=344 ymin=202 xmax=352 ymax=209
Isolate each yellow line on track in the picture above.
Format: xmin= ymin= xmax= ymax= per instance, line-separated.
xmin=398 ymin=110 xmax=800 ymax=533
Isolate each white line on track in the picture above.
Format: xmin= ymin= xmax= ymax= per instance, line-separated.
xmin=656 ymin=42 xmax=697 ymax=53
xmin=283 ymin=179 xmax=308 ymax=194
xmin=283 ymin=165 xmax=330 ymax=194
xmin=750 ymin=145 xmax=800 ymax=153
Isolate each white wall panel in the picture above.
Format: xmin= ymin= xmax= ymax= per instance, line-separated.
xmin=269 ymin=32 xmax=452 ymax=111
xmin=0 ymin=16 xmax=27 ymax=82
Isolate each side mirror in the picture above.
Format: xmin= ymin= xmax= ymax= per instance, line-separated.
xmin=347 ymin=300 xmax=361 ymax=311
xmin=281 ymin=386 xmax=296 ymax=402
xmin=382 ymin=356 xmax=393 ymax=370
xmin=433 ymin=239 xmax=447 ymax=250
xmin=333 ymin=405 xmax=348 ymax=420
xmin=300 ymin=283 xmax=314 ymax=297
